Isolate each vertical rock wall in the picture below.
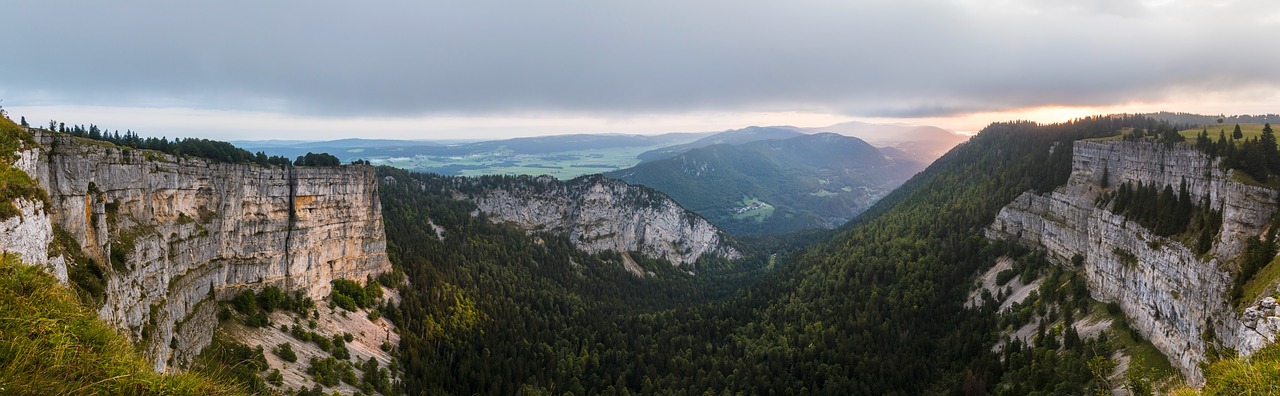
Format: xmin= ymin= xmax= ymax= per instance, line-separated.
xmin=988 ymin=141 xmax=1280 ymax=385
xmin=20 ymin=131 xmax=390 ymax=372
xmin=461 ymin=174 xmax=742 ymax=266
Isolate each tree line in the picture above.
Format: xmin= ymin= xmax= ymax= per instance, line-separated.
xmin=1105 ymin=180 xmax=1223 ymax=255
xmin=1192 ymin=123 xmax=1278 ymax=183
xmin=37 ymin=120 xmax=343 ymax=167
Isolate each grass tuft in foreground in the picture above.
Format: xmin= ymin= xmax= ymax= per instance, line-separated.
xmin=0 ymin=253 xmax=239 ymax=395
xmin=1170 ymin=341 xmax=1280 ymax=396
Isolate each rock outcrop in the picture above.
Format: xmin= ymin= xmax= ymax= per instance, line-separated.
xmin=5 ymin=130 xmax=390 ymax=372
xmin=987 ymin=140 xmax=1280 ymax=385
xmin=453 ymin=174 xmax=741 ymax=266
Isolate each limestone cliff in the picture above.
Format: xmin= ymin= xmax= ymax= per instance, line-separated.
xmin=441 ymin=174 xmax=741 ymax=267
xmin=987 ymin=140 xmax=1280 ymax=385
xmin=4 ymin=130 xmax=390 ymax=372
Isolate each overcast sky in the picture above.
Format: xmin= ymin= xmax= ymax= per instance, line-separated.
xmin=3 ymin=0 xmax=1279 ymax=141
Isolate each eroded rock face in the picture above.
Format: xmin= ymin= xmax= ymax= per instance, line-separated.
xmin=459 ymin=174 xmax=741 ymax=266
xmin=987 ymin=141 xmax=1280 ymax=385
xmin=17 ymin=131 xmax=390 ymax=372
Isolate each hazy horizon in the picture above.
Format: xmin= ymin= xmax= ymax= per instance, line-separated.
xmin=4 ymin=1 xmax=1278 ymax=141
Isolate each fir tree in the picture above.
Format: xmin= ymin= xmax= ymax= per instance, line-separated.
xmin=1263 ymin=123 xmax=1277 ymax=173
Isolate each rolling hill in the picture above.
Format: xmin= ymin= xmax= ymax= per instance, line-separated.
xmin=807 ymin=121 xmax=969 ymax=165
xmin=607 ymin=132 xmax=920 ymax=235
xmin=635 ymin=126 xmax=806 ymax=162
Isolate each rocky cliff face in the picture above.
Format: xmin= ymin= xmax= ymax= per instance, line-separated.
xmin=456 ymin=174 xmax=741 ymax=267
xmin=5 ymin=130 xmax=390 ymax=372
xmin=988 ymin=141 xmax=1280 ymax=385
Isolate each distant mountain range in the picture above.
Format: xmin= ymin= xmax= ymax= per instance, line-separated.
xmin=804 ymin=121 xmax=968 ymax=165
xmin=235 ymin=122 xmax=963 ymax=234
xmin=235 ymin=133 xmax=710 ymax=163
xmin=635 ymin=126 xmax=806 ymax=162
xmin=607 ymin=133 xmax=920 ymax=235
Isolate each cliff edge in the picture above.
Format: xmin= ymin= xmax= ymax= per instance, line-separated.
xmin=404 ymin=173 xmax=742 ymax=269
xmin=987 ymin=140 xmax=1280 ymax=385
xmin=1 ymin=128 xmax=390 ymax=372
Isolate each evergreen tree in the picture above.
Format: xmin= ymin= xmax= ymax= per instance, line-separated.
xmin=1196 ymin=128 xmax=1211 ymax=152
xmin=1263 ymin=123 xmax=1277 ymax=173
xmin=1233 ymin=124 xmax=1244 ymax=139
xmin=19 ymin=116 xmax=27 ymax=127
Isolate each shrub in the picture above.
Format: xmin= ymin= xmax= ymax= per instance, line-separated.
xmin=995 ymin=269 xmax=1017 ymax=285
xmin=266 ymin=369 xmax=283 ymax=386
xmin=306 ymin=357 xmax=341 ymax=387
xmin=273 ymin=342 xmax=298 ymax=363
xmin=217 ymin=305 xmax=233 ymax=321
xmin=231 ymin=290 xmax=258 ymax=315
xmin=257 ymin=286 xmax=284 ymax=312
xmin=331 ymin=334 xmax=350 ymax=360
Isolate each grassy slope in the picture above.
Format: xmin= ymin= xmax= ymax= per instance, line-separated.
xmin=1 ymin=116 xmax=238 ymax=394
xmin=1170 ymin=341 xmax=1280 ymax=395
xmin=0 ymin=117 xmax=49 ymax=220
xmin=0 ymin=253 xmax=238 ymax=395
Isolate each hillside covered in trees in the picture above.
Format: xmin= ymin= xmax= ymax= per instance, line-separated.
xmin=608 ymin=133 xmax=919 ymax=235
xmin=377 ymin=116 xmax=1174 ymax=394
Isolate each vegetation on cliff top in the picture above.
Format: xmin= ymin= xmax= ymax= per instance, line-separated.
xmin=0 ymin=253 xmax=238 ymax=395
xmin=1188 ymin=123 xmax=1278 ymax=185
xmin=0 ymin=116 xmax=49 ymax=220
xmin=36 ymin=118 xmax=349 ymax=168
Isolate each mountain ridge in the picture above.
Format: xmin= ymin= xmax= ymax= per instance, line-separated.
xmin=384 ymin=170 xmax=742 ymax=270
xmin=609 ymin=132 xmax=918 ymax=234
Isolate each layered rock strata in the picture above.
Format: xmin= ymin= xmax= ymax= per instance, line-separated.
xmin=988 ymin=141 xmax=1280 ymax=385
xmin=9 ymin=130 xmax=390 ymax=372
xmin=459 ymin=174 xmax=742 ymax=266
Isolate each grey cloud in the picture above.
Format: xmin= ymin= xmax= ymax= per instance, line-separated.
xmin=2 ymin=0 xmax=1279 ymax=119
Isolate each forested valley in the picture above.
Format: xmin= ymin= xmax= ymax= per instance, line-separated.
xmin=375 ymin=115 xmax=1176 ymax=394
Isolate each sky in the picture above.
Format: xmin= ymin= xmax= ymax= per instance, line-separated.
xmin=3 ymin=0 xmax=1279 ymax=141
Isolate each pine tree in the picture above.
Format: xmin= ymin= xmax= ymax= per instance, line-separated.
xmin=1263 ymin=123 xmax=1277 ymax=173
xmin=1233 ymin=124 xmax=1244 ymax=140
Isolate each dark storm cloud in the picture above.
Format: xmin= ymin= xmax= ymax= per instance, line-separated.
xmin=3 ymin=0 xmax=1279 ymax=118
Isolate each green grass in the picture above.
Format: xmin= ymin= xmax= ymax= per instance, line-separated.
xmin=1240 ymin=255 xmax=1280 ymax=309
xmin=1180 ymin=124 xmax=1272 ymax=143
xmin=731 ymin=196 xmax=774 ymax=223
xmin=1112 ymin=329 xmax=1178 ymax=380
xmin=1170 ymin=341 xmax=1280 ymax=395
xmin=809 ymin=190 xmax=838 ymax=197
xmin=0 ymin=253 xmax=239 ymax=395
xmin=371 ymin=143 xmax=682 ymax=179
xmin=1094 ymin=301 xmax=1178 ymax=384
xmin=0 ymin=117 xmax=50 ymax=220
